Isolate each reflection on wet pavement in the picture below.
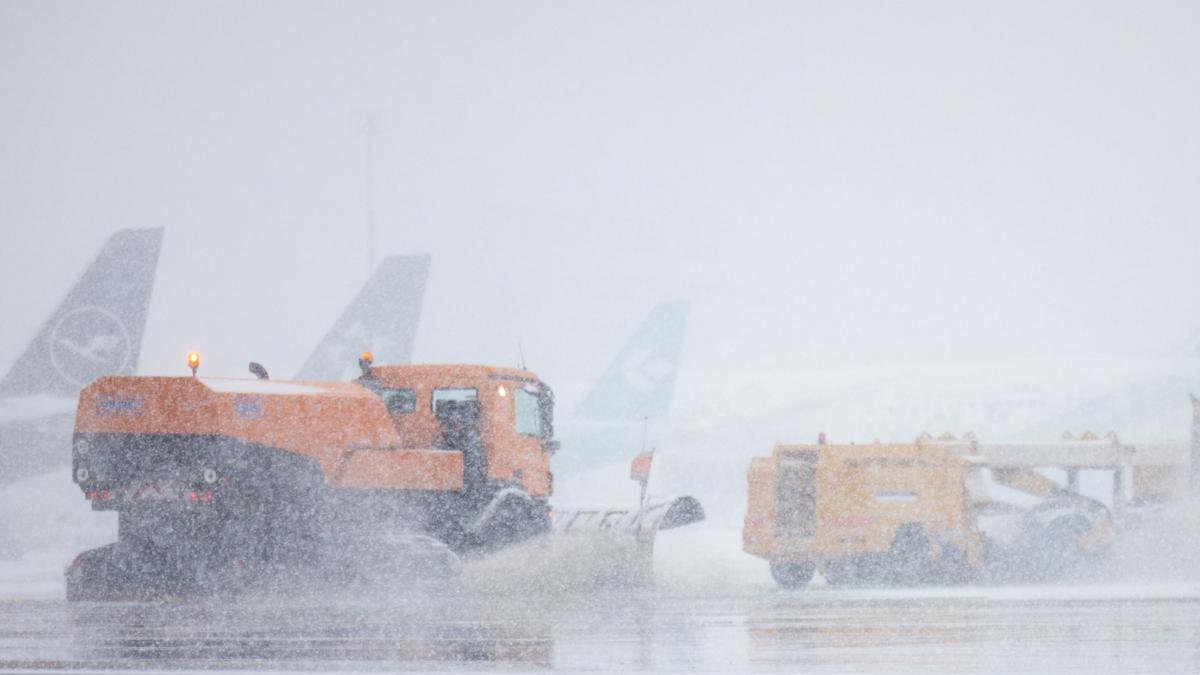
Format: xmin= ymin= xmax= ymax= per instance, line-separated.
xmin=0 ymin=586 xmax=1197 ymax=672
xmin=745 ymin=594 xmax=1200 ymax=672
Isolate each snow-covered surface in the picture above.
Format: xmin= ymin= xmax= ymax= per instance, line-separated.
xmin=198 ymin=378 xmax=332 ymax=395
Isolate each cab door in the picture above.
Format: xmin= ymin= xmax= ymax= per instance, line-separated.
xmin=488 ymin=380 xmax=553 ymax=497
xmin=432 ymin=387 xmax=485 ymax=489
xmin=776 ymin=450 xmax=818 ymax=540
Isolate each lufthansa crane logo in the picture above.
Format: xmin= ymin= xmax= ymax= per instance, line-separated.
xmin=49 ymin=306 xmax=132 ymax=387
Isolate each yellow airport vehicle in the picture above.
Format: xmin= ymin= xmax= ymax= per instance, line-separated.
xmin=744 ymin=436 xmax=1115 ymax=588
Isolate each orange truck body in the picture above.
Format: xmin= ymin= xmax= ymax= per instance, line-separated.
xmin=67 ymin=363 xmax=560 ymax=599
xmin=74 ymin=364 xmax=552 ymax=499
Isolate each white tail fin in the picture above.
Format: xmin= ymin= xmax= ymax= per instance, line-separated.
xmin=553 ymin=301 xmax=688 ymax=477
xmin=0 ymin=228 xmax=163 ymax=397
xmin=573 ymin=301 xmax=689 ymax=421
xmin=294 ymin=254 xmax=431 ymax=381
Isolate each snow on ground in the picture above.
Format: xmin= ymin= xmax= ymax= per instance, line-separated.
xmin=199 ymin=378 xmax=333 ymax=395
xmin=0 ymin=469 xmax=116 ymax=599
xmin=0 ymin=550 xmax=69 ymax=599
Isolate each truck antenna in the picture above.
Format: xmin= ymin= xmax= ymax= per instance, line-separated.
xmin=517 ymin=338 xmax=527 ymax=370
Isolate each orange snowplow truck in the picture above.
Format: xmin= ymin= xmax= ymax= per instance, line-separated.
xmin=67 ymin=360 xmax=559 ymax=600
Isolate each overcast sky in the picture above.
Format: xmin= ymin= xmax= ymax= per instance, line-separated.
xmin=3 ymin=1 xmax=1199 ymax=403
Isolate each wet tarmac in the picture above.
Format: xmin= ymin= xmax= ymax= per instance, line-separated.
xmin=0 ymin=583 xmax=1197 ymax=672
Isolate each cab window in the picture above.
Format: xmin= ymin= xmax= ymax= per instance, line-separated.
xmin=378 ymin=388 xmax=416 ymax=414
xmin=433 ymin=388 xmax=478 ymax=412
xmin=515 ymin=388 xmax=541 ymax=436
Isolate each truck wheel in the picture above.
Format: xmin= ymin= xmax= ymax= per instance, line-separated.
xmin=889 ymin=523 xmax=929 ymax=585
xmin=770 ymin=561 xmax=815 ymax=588
xmin=65 ymin=542 xmax=153 ymax=601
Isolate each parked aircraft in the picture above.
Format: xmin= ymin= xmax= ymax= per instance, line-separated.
xmin=0 ymin=229 xmax=163 ymax=485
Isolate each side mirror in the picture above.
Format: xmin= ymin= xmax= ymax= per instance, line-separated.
xmin=542 ymin=440 xmax=561 ymax=455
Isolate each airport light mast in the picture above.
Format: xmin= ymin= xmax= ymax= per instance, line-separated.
xmin=353 ymin=109 xmax=386 ymax=277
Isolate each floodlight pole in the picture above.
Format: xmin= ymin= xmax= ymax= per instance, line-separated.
xmin=354 ymin=110 xmax=386 ymax=276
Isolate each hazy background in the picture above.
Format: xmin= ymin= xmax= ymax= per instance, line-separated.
xmin=3 ymin=0 xmax=1200 ymax=409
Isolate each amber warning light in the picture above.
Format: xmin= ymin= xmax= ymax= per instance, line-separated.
xmin=187 ymin=351 xmax=201 ymax=376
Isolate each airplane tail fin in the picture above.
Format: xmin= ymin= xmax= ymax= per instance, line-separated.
xmin=573 ymin=300 xmax=689 ymax=421
xmin=294 ymin=254 xmax=430 ymax=381
xmin=0 ymin=228 xmax=163 ymax=397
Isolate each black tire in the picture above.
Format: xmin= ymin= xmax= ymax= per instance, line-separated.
xmin=770 ymin=561 xmax=815 ymax=588
xmin=889 ymin=524 xmax=929 ymax=586
xmin=65 ymin=542 xmax=161 ymax=601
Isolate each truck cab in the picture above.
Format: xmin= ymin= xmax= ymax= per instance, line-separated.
xmin=358 ymin=364 xmax=557 ymax=498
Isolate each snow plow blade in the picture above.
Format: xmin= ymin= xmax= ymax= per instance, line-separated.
xmin=552 ymin=495 xmax=705 ymax=536
xmin=461 ymin=496 xmax=704 ymax=592
xmin=533 ymin=496 xmax=705 ymax=587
